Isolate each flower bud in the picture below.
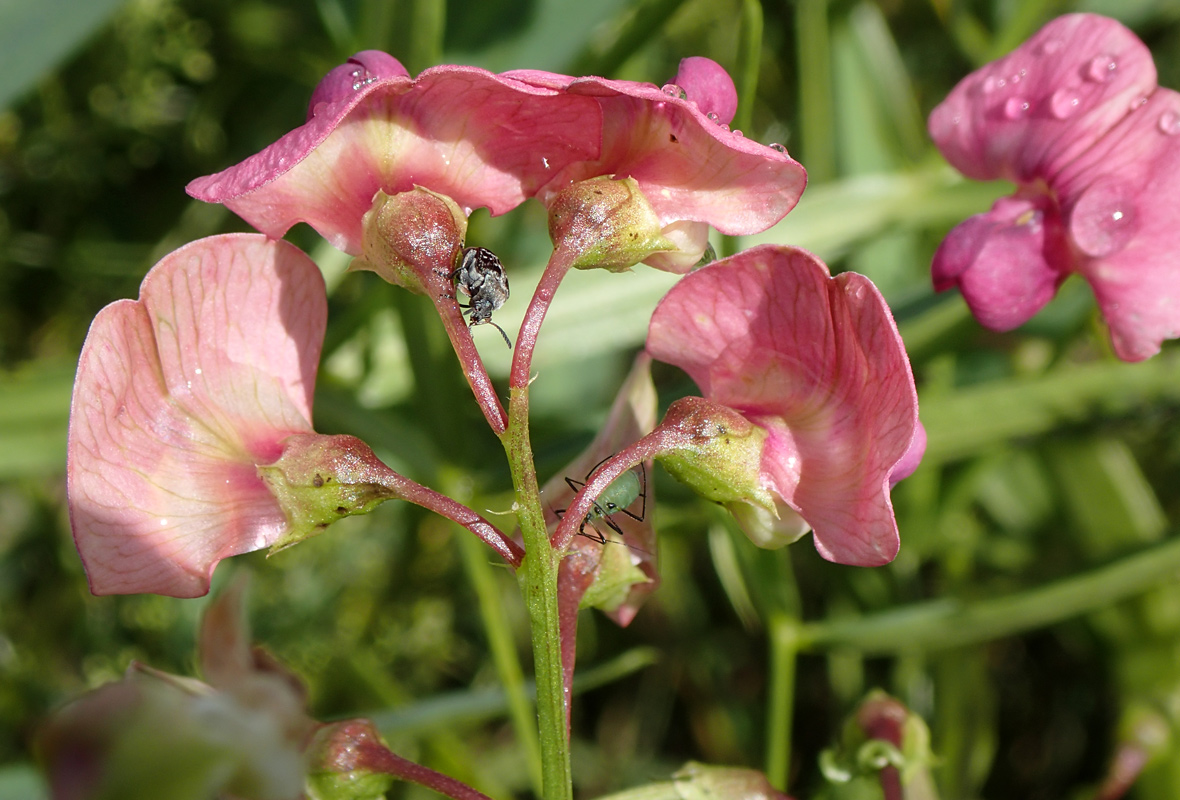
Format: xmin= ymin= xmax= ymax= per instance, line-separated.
xmin=305 ymin=720 xmax=396 ymax=800
xmin=546 ymin=176 xmax=676 ymax=271
xmin=352 ymin=187 xmax=467 ymax=293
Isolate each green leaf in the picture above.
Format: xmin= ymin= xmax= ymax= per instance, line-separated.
xmin=0 ymin=0 xmax=128 ymax=110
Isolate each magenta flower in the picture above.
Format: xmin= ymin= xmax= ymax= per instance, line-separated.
xmin=646 ymin=245 xmax=922 ymax=566
xmin=67 ymin=234 xmax=326 ymax=597
xmin=928 ymin=13 xmax=1180 ymax=361
xmin=186 ymin=51 xmax=602 ymax=255
xmin=506 ymin=57 xmax=808 ymax=271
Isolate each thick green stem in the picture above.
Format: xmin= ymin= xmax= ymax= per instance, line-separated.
xmin=765 ymin=613 xmax=799 ymax=791
xmin=504 ymin=384 xmax=572 ymax=800
xmin=800 ymin=534 xmax=1180 ymax=654
xmin=456 ymin=532 xmax=544 ymax=796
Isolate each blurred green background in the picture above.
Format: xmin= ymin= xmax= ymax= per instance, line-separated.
xmin=3 ymin=0 xmax=1180 ymax=798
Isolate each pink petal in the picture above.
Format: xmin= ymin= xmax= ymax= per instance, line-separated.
xmin=647 ymin=245 xmax=919 ymax=565
xmin=188 ymin=64 xmax=602 ymax=254
xmin=67 ymin=234 xmax=326 ymax=596
xmin=928 ymin=13 xmax=1156 ymax=183
xmin=931 ymin=194 xmax=1071 ymax=330
xmin=306 ymin=51 xmax=409 ymax=118
xmin=672 ymin=56 xmax=738 ymax=125
xmin=507 ymin=71 xmax=807 ymax=240
xmin=1053 ymin=88 xmax=1180 ymax=361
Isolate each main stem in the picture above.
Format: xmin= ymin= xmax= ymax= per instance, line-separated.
xmin=501 ymin=243 xmax=580 ymax=800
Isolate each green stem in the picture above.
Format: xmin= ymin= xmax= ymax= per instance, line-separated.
xmin=796 ymin=0 xmax=835 ymax=182
xmin=733 ymin=0 xmax=762 ymax=135
xmin=504 ymin=383 xmax=572 ymax=800
xmin=765 ymin=613 xmax=799 ymax=792
xmin=456 ymin=532 xmax=544 ymax=796
xmin=800 ymin=535 xmax=1180 ymax=654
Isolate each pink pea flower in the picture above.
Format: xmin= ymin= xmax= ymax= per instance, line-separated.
xmin=506 ymin=57 xmax=808 ymax=271
xmin=67 ymin=234 xmax=326 ymax=597
xmin=186 ymin=51 xmax=602 ymax=255
xmin=928 ymin=13 xmax=1180 ymax=361
xmin=646 ymin=245 xmax=922 ymax=566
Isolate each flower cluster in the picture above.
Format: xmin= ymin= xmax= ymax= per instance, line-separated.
xmin=929 ymin=13 xmax=1180 ymax=361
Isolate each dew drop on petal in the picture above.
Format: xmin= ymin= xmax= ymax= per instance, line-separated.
xmin=1003 ymin=96 xmax=1031 ymax=119
xmin=1158 ymin=110 xmax=1180 ymax=135
xmin=661 ymin=83 xmax=687 ymax=100
xmin=1085 ymin=54 xmax=1117 ymax=82
xmin=732 ymin=129 xmax=744 ymax=137
xmin=768 ymin=142 xmax=787 ymax=153
xmin=706 ymin=111 xmax=720 ymax=123
xmin=1050 ymin=88 xmax=1081 ymax=119
xmin=982 ymin=75 xmax=999 ymax=94
xmin=1130 ymin=94 xmax=1149 ymax=111
xmin=1070 ymin=179 xmax=1138 ymax=257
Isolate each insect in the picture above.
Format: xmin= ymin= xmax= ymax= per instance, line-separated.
xmin=557 ymin=459 xmax=648 ymax=547
xmin=452 ymin=246 xmax=511 ymax=347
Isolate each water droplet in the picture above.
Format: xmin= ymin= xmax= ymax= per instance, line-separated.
xmin=718 ymin=121 xmax=730 ymax=131
xmin=1004 ymin=96 xmax=1031 ymax=119
xmin=661 ymin=83 xmax=687 ymax=100
xmin=1158 ymin=110 xmax=1180 ymax=135
xmin=1038 ymin=39 xmax=1062 ymax=55
xmin=1070 ymin=179 xmax=1138 ymax=257
xmin=1085 ymin=54 xmax=1117 ymax=82
xmin=1130 ymin=94 xmax=1148 ymax=111
xmin=1049 ymin=88 xmax=1080 ymax=119
xmin=732 ymin=129 xmax=744 ymax=137
xmin=982 ymin=76 xmax=999 ymax=94
xmin=706 ymin=112 xmax=720 ymax=123
xmin=1010 ymin=69 xmax=1026 ymax=84
xmin=768 ymin=142 xmax=787 ymax=153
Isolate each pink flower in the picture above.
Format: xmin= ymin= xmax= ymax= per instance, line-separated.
xmin=928 ymin=13 xmax=1180 ymax=361
xmin=646 ymin=245 xmax=922 ymax=566
xmin=186 ymin=51 xmax=602 ymax=255
xmin=505 ymin=58 xmax=807 ymax=271
xmin=67 ymin=234 xmax=326 ymax=597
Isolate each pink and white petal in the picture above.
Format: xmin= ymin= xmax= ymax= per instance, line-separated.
xmin=642 ymin=220 xmax=711 ymax=273
xmin=527 ymin=76 xmax=806 ymax=238
xmin=1054 ymin=88 xmax=1180 ymax=360
xmin=189 ymin=68 xmax=602 ymax=254
xmin=931 ymin=195 xmax=1071 ymax=331
xmin=648 ymin=246 xmax=919 ymax=565
xmin=928 ymin=13 xmax=1156 ymax=183
xmin=672 ymin=56 xmax=738 ymax=125
xmin=67 ymin=235 xmax=324 ymax=597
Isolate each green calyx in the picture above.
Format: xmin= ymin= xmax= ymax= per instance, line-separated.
xmin=655 ymin=397 xmax=776 ymax=513
xmin=547 ymin=176 xmax=676 ymax=272
xmin=258 ymin=434 xmax=404 ymax=552
xmin=351 ymin=187 xmax=467 ymax=293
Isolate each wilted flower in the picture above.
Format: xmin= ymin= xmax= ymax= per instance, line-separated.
xmin=506 ymin=57 xmax=808 ymax=271
xmin=645 ymin=245 xmax=922 ymax=566
xmin=928 ymin=13 xmax=1180 ymax=361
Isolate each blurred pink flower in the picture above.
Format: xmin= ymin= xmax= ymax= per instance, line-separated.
xmin=646 ymin=245 xmax=922 ymax=566
xmin=67 ymin=234 xmax=326 ymax=597
xmin=505 ymin=57 xmax=808 ymax=271
xmin=186 ymin=51 xmax=601 ymax=255
xmin=928 ymin=13 xmax=1180 ymax=361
